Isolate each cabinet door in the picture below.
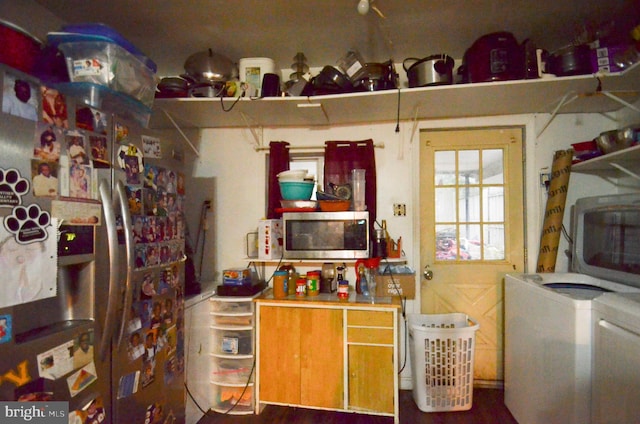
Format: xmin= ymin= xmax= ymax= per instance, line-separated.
xmin=348 ymin=345 xmax=394 ymax=413
xmin=347 ymin=310 xmax=395 ymax=413
xmin=259 ymin=306 xmax=302 ymax=404
xmin=300 ymin=308 xmax=343 ymax=409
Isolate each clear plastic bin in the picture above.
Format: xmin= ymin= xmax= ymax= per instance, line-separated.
xmin=56 ymin=41 xmax=158 ymax=108
xmin=408 ymin=313 xmax=479 ymax=412
xmin=212 ymin=313 xmax=253 ymax=327
xmin=212 ymin=329 xmax=253 ymax=356
xmin=212 ymin=358 xmax=254 ymax=384
xmin=54 ymin=82 xmax=151 ymax=127
xmin=213 ymin=384 xmax=253 ymax=412
xmin=210 ymin=300 xmax=252 ymax=314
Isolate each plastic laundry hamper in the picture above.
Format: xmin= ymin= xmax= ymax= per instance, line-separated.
xmin=408 ymin=313 xmax=480 ymax=412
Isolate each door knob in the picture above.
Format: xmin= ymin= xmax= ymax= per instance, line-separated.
xmin=423 ymin=265 xmax=433 ymax=280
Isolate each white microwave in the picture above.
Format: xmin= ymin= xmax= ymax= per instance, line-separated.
xmin=282 ymin=211 xmax=369 ymax=259
xmin=571 ymin=192 xmax=640 ymax=288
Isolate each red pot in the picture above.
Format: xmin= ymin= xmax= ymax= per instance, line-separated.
xmin=0 ymin=19 xmax=42 ymax=75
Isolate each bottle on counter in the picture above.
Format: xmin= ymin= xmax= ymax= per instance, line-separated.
xmin=279 ymin=263 xmax=298 ymax=295
xmin=358 ymin=264 xmax=370 ymax=296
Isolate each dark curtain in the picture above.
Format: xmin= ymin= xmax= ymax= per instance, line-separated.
xmin=324 ymin=139 xmax=377 ymax=227
xmin=267 ymin=141 xmax=290 ymax=219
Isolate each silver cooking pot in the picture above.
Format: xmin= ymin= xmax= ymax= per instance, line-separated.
xmin=403 ymin=54 xmax=454 ymax=87
xmin=183 ymin=49 xmax=236 ymax=84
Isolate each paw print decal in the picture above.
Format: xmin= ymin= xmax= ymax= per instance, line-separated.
xmin=4 ymin=204 xmax=51 ymax=244
xmin=0 ymin=168 xmax=30 ymax=208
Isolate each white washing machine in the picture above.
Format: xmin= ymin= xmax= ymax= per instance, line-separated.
xmin=592 ymin=292 xmax=640 ymax=424
xmin=504 ymin=272 xmax=639 ymax=424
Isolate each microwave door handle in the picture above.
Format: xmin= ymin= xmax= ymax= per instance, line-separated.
xmin=98 ymin=179 xmax=120 ymax=362
xmin=114 ymin=180 xmax=135 ymax=352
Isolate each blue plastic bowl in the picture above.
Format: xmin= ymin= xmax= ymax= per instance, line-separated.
xmin=280 ymin=181 xmax=314 ymax=200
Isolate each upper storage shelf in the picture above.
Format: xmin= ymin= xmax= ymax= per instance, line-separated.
xmin=149 ymin=62 xmax=640 ymax=130
xmin=572 ymin=143 xmax=640 ymax=179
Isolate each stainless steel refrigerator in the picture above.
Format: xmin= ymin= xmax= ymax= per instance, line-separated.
xmin=0 ymin=70 xmax=187 ymax=424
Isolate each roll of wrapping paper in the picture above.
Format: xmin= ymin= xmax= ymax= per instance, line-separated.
xmin=536 ymin=149 xmax=573 ymax=272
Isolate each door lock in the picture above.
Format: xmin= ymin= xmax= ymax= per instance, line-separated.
xmin=423 ymin=265 xmax=433 ymax=280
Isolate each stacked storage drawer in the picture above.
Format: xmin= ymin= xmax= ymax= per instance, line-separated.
xmin=209 ymin=295 xmax=257 ymax=415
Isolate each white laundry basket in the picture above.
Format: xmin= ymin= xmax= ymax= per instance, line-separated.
xmin=408 ymin=313 xmax=480 ymax=412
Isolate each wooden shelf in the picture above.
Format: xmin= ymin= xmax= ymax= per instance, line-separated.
xmin=245 ymin=257 xmax=407 ymax=264
xmin=149 ymin=62 xmax=640 ymax=130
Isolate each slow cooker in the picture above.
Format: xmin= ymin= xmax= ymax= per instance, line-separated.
xmin=403 ymin=54 xmax=454 ymax=87
xmin=463 ymin=32 xmax=524 ymax=83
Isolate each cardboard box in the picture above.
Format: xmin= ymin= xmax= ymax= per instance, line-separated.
xmin=258 ymin=219 xmax=282 ymax=260
xmin=591 ymin=46 xmax=627 ymax=74
xmin=376 ymin=273 xmax=415 ymax=299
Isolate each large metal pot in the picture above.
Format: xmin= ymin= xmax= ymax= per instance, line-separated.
xmin=353 ymin=61 xmax=397 ymax=92
xmin=183 ymin=49 xmax=236 ymax=84
xmin=403 ymin=54 xmax=454 ymax=87
xmin=548 ymin=44 xmax=592 ymax=76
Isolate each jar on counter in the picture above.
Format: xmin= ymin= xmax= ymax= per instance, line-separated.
xmin=273 ymin=270 xmax=288 ymax=299
xmin=337 ymin=279 xmax=350 ymax=299
xmin=306 ymin=270 xmax=320 ymax=296
xmin=296 ymin=277 xmax=307 ymax=297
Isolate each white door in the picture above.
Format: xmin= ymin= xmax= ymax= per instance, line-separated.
xmin=419 ymin=127 xmax=525 ymax=382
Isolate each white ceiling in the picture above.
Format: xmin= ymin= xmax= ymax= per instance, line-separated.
xmin=33 ymin=0 xmax=637 ymax=79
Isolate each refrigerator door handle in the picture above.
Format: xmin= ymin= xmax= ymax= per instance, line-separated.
xmin=98 ymin=179 xmax=120 ymax=362
xmin=114 ymin=180 xmax=135 ymax=351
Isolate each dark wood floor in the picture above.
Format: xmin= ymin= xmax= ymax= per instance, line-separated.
xmin=195 ymin=389 xmax=518 ymax=424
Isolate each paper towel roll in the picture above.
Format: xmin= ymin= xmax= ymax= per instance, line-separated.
xmin=536 ymin=149 xmax=572 ymax=272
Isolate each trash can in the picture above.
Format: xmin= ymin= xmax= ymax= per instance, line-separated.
xmin=408 ymin=313 xmax=480 ymax=412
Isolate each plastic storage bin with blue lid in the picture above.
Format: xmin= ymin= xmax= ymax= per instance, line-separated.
xmin=52 ymin=23 xmax=156 ymax=73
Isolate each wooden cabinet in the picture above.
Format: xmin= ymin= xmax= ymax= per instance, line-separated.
xmin=258 ymin=306 xmax=343 ymax=409
xmin=255 ymin=298 xmax=400 ymax=423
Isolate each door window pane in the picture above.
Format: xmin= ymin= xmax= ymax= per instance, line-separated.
xmin=458 ymin=150 xmax=479 ymax=185
xmin=436 ymin=225 xmax=458 ymax=261
xmin=435 ymin=187 xmax=456 ymax=222
xmin=459 ymin=187 xmax=480 ymax=222
xmin=483 ymin=187 xmax=504 ymax=222
xmin=460 ymin=224 xmax=480 ymax=260
xmin=484 ymin=224 xmax=505 ymax=259
xmin=482 ymin=149 xmax=504 ymax=184
xmin=435 ymin=151 xmax=455 ymax=186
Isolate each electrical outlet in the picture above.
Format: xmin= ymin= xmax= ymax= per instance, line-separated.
xmin=393 ymin=203 xmax=406 ymax=216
